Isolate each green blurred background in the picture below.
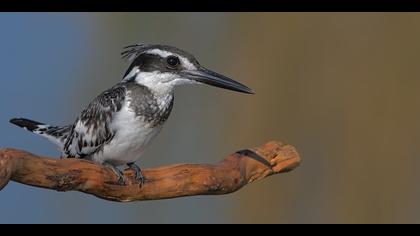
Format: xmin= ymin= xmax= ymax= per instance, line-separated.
xmin=1 ymin=13 xmax=420 ymax=223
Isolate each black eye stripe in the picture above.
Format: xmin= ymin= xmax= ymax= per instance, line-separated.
xmin=166 ymin=56 xmax=180 ymax=67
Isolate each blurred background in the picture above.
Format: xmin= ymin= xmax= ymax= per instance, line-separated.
xmin=1 ymin=13 xmax=420 ymax=223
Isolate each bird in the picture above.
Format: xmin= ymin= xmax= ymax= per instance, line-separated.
xmin=9 ymin=43 xmax=254 ymax=185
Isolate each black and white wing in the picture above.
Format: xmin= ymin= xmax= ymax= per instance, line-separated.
xmin=63 ymin=85 xmax=126 ymax=159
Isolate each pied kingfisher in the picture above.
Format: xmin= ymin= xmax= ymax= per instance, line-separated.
xmin=10 ymin=44 xmax=253 ymax=185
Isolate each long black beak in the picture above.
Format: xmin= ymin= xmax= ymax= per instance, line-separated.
xmin=182 ymin=67 xmax=254 ymax=94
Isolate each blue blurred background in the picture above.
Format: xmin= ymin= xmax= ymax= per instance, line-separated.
xmin=1 ymin=13 xmax=420 ymax=223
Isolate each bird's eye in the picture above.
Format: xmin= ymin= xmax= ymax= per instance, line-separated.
xmin=166 ymin=56 xmax=180 ymax=68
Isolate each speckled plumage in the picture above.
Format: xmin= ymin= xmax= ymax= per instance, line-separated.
xmin=10 ymin=43 xmax=253 ymax=173
xmin=61 ymin=81 xmax=174 ymax=163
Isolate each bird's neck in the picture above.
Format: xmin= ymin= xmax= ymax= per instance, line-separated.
xmin=123 ymin=80 xmax=174 ymax=127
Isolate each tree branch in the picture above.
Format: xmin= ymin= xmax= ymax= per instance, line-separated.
xmin=0 ymin=140 xmax=300 ymax=202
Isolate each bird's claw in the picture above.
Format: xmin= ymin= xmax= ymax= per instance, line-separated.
xmin=116 ymin=175 xmax=126 ymax=186
xmin=104 ymin=162 xmax=126 ymax=186
xmin=127 ymin=162 xmax=146 ymax=186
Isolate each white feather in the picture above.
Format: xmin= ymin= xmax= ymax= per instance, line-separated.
xmin=33 ymin=125 xmax=64 ymax=149
xmin=134 ymin=71 xmax=197 ymax=96
xmin=146 ymin=49 xmax=197 ymax=70
xmin=91 ymin=96 xmax=163 ymax=165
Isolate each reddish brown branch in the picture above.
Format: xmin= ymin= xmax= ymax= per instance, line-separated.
xmin=0 ymin=140 xmax=300 ymax=202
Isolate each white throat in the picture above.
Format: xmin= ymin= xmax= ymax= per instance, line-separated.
xmin=123 ymin=67 xmax=197 ymax=96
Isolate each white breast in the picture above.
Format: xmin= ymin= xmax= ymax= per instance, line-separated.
xmin=92 ymin=99 xmax=162 ymax=166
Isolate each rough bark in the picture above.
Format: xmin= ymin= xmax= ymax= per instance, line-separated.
xmin=0 ymin=140 xmax=300 ymax=202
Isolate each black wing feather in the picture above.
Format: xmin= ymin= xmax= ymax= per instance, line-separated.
xmin=63 ymin=85 xmax=126 ymax=158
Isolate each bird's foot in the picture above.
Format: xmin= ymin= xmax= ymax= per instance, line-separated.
xmin=127 ymin=162 xmax=146 ymax=186
xmin=103 ymin=162 xmax=125 ymax=185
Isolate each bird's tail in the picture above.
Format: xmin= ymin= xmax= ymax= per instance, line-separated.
xmin=9 ymin=117 xmax=71 ymax=149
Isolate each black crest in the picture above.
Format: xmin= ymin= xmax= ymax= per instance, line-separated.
xmin=121 ymin=43 xmax=200 ymax=76
xmin=121 ymin=44 xmax=153 ymax=61
xmin=121 ymin=43 xmax=197 ymax=63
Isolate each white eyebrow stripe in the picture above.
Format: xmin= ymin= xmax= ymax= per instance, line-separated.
xmin=147 ymin=49 xmax=172 ymax=57
xmin=146 ymin=49 xmax=197 ymax=70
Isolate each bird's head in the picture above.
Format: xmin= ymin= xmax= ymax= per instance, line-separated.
xmin=121 ymin=44 xmax=254 ymax=95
